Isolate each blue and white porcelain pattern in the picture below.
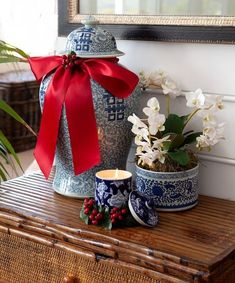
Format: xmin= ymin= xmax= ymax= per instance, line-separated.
xmin=65 ymin=20 xmax=124 ymax=58
xmin=38 ymin=18 xmax=140 ymax=198
xmin=128 ymin=191 xmax=158 ymax=227
xmin=95 ymin=177 xmax=132 ymax=209
xmin=39 ymin=74 xmax=140 ymax=198
xmin=135 ymin=165 xmax=199 ymax=211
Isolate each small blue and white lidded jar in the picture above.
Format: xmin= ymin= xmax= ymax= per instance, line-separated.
xmin=39 ymin=17 xmax=140 ymax=198
xmin=128 ymin=191 xmax=159 ymax=228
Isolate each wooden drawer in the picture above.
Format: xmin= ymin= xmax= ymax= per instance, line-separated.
xmin=0 ymin=232 xmax=183 ymax=283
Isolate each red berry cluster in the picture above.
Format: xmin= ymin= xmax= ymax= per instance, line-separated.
xmin=110 ymin=207 xmax=127 ymax=225
xmin=62 ymin=51 xmax=79 ymax=68
xmin=83 ymin=198 xmax=104 ymax=225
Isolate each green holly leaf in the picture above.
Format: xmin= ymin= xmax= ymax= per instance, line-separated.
xmin=167 ymin=150 xmax=190 ymax=166
xmin=101 ymin=207 xmax=112 ymax=230
xmin=164 ymin=114 xmax=184 ymax=134
xmin=80 ymin=205 xmax=89 ymax=225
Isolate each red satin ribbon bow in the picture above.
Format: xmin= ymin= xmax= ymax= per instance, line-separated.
xmin=28 ymin=56 xmax=139 ymax=179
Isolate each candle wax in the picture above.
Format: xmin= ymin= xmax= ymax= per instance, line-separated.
xmin=96 ymin=169 xmax=132 ymax=180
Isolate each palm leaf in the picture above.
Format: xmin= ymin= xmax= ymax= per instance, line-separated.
xmin=0 ymin=40 xmax=29 ymax=64
xmin=0 ymin=160 xmax=9 ymax=179
xmin=0 ymin=167 xmax=7 ymax=181
xmin=0 ymin=100 xmax=36 ymax=136
xmin=0 ymin=139 xmax=19 ymax=181
xmin=0 ymin=56 xmax=24 ymax=63
xmin=0 ymin=40 xmax=29 ymax=58
xmin=0 ymin=131 xmax=23 ymax=172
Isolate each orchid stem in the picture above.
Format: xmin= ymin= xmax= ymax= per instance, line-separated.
xmin=166 ymin=95 xmax=170 ymax=116
xmin=183 ymin=108 xmax=200 ymax=129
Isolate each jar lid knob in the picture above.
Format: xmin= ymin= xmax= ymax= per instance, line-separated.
xmin=81 ymin=15 xmax=99 ymax=28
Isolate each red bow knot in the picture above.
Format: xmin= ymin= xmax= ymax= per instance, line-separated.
xmin=28 ymin=55 xmax=139 ymax=179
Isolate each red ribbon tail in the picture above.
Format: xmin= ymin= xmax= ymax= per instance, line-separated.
xmin=34 ymin=67 xmax=72 ymax=178
xmin=65 ymin=72 xmax=100 ymax=175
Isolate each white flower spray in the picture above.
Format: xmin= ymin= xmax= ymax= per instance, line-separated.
xmin=128 ymin=71 xmax=225 ymax=170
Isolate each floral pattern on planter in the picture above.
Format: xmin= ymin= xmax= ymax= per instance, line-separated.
xmin=135 ymin=165 xmax=199 ymax=211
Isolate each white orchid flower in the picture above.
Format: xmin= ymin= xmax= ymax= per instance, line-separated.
xmin=137 ymin=146 xmax=165 ymax=167
xmin=148 ymin=70 xmax=166 ymax=88
xmin=161 ymin=78 xmax=181 ymax=99
xmin=152 ymin=135 xmax=171 ymax=149
xmin=196 ymin=135 xmax=211 ymax=150
xmin=185 ymin=88 xmax=206 ymax=108
xmin=196 ymin=122 xmax=225 ymax=150
xmin=143 ymin=97 xmax=160 ymax=116
xmin=128 ymin=114 xmax=148 ymax=136
xmin=134 ymin=128 xmax=151 ymax=145
xmin=203 ymin=126 xmax=217 ymax=140
xmin=128 ymin=113 xmax=147 ymax=128
xmin=139 ymin=71 xmax=150 ymax=90
xmin=154 ymin=148 xmax=167 ymax=164
xmin=137 ymin=148 xmax=155 ymax=167
xmin=148 ymin=113 xmax=166 ymax=135
xmin=204 ymin=95 xmax=224 ymax=111
xmin=198 ymin=109 xmax=217 ymax=126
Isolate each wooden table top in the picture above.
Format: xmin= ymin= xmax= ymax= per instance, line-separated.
xmin=0 ymin=172 xmax=235 ymax=280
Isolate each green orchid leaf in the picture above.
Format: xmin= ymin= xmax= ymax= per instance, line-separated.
xmin=163 ymin=140 xmax=171 ymax=151
xmin=164 ymin=114 xmax=184 ymax=134
xmin=0 ymin=131 xmax=23 ymax=172
xmin=167 ymin=150 xmax=190 ymax=166
xmin=183 ymin=130 xmax=194 ymax=136
xmin=0 ymin=100 xmax=36 ymax=136
xmin=180 ymin=114 xmax=191 ymax=126
xmin=184 ymin=132 xmax=202 ymax=145
xmin=168 ymin=134 xmax=185 ymax=151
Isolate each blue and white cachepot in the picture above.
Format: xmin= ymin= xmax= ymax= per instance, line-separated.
xmin=39 ymin=18 xmax=140 ymax=198
xmin=135 ymin=164 xmax=199 ymax=211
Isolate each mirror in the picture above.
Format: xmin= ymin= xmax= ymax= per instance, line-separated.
xmin=58 ymin=0 xmax=235 ymax=43
xmin=79 ymin=0 xmax=235 ymax=16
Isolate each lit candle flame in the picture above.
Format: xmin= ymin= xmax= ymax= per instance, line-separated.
xmin=114 ymin=168 xmax=119 ymax=179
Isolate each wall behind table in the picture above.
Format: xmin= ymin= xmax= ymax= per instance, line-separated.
xmin=57 ymin=37 xmax=235 ymax=200
xmin=0 ymin=0 xmax=58 ymax=73
xmin=1 ymin=0 xmax=233 ymax=198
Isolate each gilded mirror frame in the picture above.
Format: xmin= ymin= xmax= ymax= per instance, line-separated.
xmin=58 ymin=0 xmax=235 ymax=43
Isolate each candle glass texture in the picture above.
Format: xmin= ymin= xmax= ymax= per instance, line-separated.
xmin=95 ymin=169 xmax=132 ymax=209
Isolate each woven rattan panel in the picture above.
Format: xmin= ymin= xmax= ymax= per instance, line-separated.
xmin=0 ymin=232 xmax=157 ymax=283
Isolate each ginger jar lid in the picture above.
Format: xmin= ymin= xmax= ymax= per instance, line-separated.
xmin=65 ymin=16 xmax=124 ymax=58
xmin=128 ymin=191 xmax=159 ymax=227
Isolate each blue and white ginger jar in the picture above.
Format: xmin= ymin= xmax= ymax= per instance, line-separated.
xmin=39 ymin=18 xmax=140 ymax=198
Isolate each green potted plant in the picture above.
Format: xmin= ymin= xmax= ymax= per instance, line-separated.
xmin=128 ymin=70 xmax=224 ymax=211
xmin=0 ymin=41 xmax=35 ymax=181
